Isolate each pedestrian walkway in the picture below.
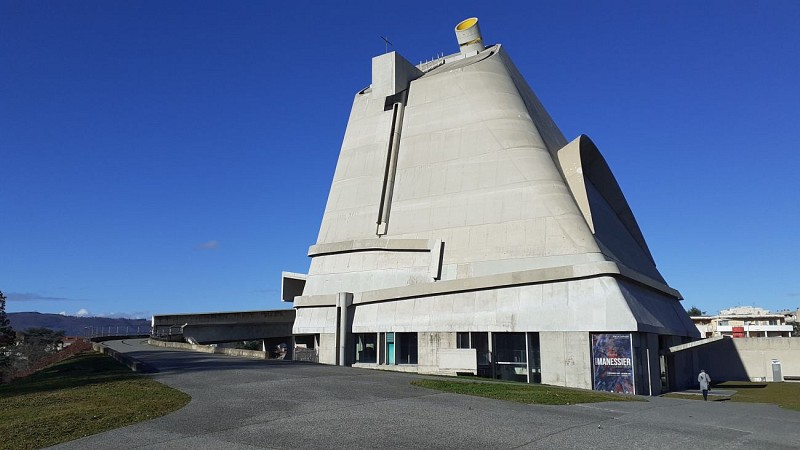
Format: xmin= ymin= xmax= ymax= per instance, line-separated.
xmin=669 ymin=388 xmax=737 ymax=399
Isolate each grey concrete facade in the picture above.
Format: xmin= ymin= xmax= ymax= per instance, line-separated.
xmin=287 ymin=18 xmax=697 ymax=395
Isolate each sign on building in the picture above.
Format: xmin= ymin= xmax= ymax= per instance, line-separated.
xmin=591 ymin=333 xmax=635 ymax=394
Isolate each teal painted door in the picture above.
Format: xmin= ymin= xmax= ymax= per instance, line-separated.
xmin=386 ymin=332 xmax=395 ymax=365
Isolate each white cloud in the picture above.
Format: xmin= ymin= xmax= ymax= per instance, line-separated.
xmin=96 ymin=311 xmax=152 ymax=320
xmin=196 ymin=240 xmax=219 ymax=250
xmin=75 ymin=308 xmax=91 ymax=317
xmin=59 ymin=311 xmax=67 ymax=316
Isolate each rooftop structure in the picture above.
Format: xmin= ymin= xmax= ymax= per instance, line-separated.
xmin=692 ymin=306 xmax=793 ymax=338
xmin=283 ymin=18 xmax=698 ymax=395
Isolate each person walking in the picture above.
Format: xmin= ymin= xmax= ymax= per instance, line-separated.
xmin=698 ymin=369 xmax=712 ymax=401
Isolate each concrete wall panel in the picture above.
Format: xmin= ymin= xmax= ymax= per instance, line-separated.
xmin=349 ymin=278 xmax=640 ymax=333
xmin=540 ymin=331 xmax=592 ymax=389
xmin=689 ymin=337 xmax=800 ymax=383
xmin=293 ymin=307 xmax=337 ymax=335
xmin=318 ymin=332 xmax=337 ymax=365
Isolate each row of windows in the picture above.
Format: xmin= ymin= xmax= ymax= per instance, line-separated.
xmin=354 ymin=332 xmax=417 ymax=365
xmin=718 ymin=320 xmax=780 ymax=326
xmin=354 ymin=331 xmax=542 ymax=383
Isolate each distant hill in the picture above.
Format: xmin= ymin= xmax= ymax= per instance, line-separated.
xmin=8 ymin=312 xmax=150 ymax=337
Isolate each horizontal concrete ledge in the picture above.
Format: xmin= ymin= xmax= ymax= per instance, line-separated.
xmin=154 ymin=309 xmax=295 ymax=321
xmin=308 ymin=238 xmax=436 ymax=256
xmin=180 ymin=321 xmax=292 ymax=327
xmin=294 ymin=293 xmax=339 ymax=307
xmin=148 ymin=339 xmax=270 ymax=359
xmin=667 ymin=335 xmax=729 ymax=353
xmin=294 ymin=261 xmax=681 ymax=308
xmin=93 ymin=342 xmax=156 ymax=373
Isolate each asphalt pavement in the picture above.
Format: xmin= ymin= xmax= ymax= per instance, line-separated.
xmin=50 ymin=339 xmax=800 ymax=449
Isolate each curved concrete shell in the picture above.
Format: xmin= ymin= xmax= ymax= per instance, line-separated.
xmin=287 ymin=23 xmax=698 ymax=394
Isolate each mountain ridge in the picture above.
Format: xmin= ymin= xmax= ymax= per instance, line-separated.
xmin=8 ymin=312 xmax=150 ymax=337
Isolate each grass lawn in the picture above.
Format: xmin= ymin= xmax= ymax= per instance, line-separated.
xmin=665 ymin=381 xmax=800 ymax=411
xmin=411 ymin=379 xmax=644 ymax=405
xmin=0 ymin=351 xmax=190 ymax=450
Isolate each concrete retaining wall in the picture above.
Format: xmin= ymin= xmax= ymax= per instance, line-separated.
xmin=676 ymin=337 xmax=800 ymax=385
xmin=693 ymin=337 xmax=800 ymax=382
xmin=92 ymin=342 xmax=155 ymax=373
xmin=148 ymin=339 xmax=269 ymax=359
xmin=733 ymin=338 xmax=800 ymax=381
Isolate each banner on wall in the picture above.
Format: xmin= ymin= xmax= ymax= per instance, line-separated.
xmin=591 ymin=333 xmax=635 ymax=394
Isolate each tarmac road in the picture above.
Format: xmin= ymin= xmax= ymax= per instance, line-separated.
xmin=51 ymin=339 xmax=800 ymax=449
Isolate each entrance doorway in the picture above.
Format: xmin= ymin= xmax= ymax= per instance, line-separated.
xmin=658 ymin=335 xmax=671 ymax=392
xmin=386 ymin=332 xmax=395 ymax=365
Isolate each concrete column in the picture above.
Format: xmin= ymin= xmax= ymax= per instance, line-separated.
xmin=336 ymin=292 xmax=353 ymax=366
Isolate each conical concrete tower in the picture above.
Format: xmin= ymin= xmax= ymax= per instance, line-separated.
xmin=284 ymin=18 xmax=698 ymax=395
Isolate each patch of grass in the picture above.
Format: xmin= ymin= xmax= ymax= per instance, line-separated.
xmin=721 ymin=381 xmax=799 ymax=411
xmin=664 ymin=382 xmax=800 ymax=412
xmin=0 ymin=351 xmax=190 ymax=450
xmin=411 ymin=379 xmax=643 ymax=405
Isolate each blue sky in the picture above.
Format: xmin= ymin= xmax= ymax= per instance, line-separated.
xmin=2 ymin=1 xmax=798 ymax=318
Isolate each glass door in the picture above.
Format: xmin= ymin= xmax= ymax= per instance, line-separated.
xmin=493 ymin=332 xmax=527 ymax=382
xmin=386 ymin=332 xmax=395 ymax=365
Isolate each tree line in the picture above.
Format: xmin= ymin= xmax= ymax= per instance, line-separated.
xmin=1 ymin=290 xmax=74 ymax=381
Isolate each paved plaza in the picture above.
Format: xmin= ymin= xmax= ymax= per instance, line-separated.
xmin=52 ymin=340 xmax=800 ymax=449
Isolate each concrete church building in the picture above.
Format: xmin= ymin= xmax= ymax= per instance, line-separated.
xmin=284 ymin=18 xmax=698 ymax=395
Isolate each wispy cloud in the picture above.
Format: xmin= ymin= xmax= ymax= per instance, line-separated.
xmin=787 ymin=293 xmax=800 ymax=297
xmin=196 ymin=240 xmax=219 ymax=250
xmin=96 ymin=311 xmax=151 ymax=320
xmin=55 ymin=309 xmax=149 ymax=319
xmin=6 ymin=292 xmax=80 ymax=302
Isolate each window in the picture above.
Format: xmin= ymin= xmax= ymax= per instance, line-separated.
xmin=397 ymin=333 xmax=417 ymax=364
xmin=456 ymin=332 xmax=470 ymax=349
xmin=471 ymin=332 xmax=489 ymax=366
xmin=528 ymin=333 xmax=541 ymax=384
xmin=354 ymin=333 xmax=377 ymax=363
xmin=456 ymin=332 xmax=490 ymax=377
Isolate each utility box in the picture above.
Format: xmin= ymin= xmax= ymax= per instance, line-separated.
xmin=772 ymin=360 xmax=783 ymax=382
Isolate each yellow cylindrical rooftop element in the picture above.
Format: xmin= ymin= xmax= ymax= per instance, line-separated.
xmin=454 ymin=17 xmax=483 ymax=56
xmin=455 ymin=17 xmax=477 ymax=31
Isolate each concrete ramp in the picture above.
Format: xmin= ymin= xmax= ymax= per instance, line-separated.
xmin=152 ymin=309 xmax=295 ymax=345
